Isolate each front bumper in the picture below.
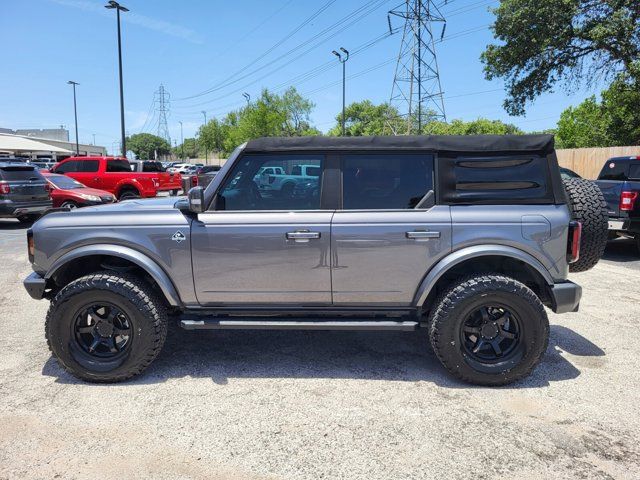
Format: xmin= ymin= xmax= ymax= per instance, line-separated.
xmin=23 ymin=271 xmax=47 ymax=300
xmin=550 ymin=281 xmax=582 ymax=313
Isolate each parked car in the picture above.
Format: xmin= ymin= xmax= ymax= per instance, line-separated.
xmin=0 ymin=161 xmax=52 ymax=222
xmin=129 ymin=160 xmax=182 ymax=195
xmin=50 ymin=156 xmax=176 ymax=200
xmin=41 ymin=173 xmax=115 ymax=209
xmin=24 ymin=135 xmax=609 ymax=385
xmin=195 ymin=165 xmax=221 ymax=189
xmin=595 ymin=156 xmax=640 ymax=252
xmin=255 ymin=164 xmax=320 ymax=196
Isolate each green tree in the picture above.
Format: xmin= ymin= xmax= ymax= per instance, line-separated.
xmin=172 ymin=137 xmax=199 ymax=159
xmin=328 ymin=100 xmax=403 ymax=136
xmin=126 ymin=133 xmax=171 ymax=159
xmin=481 ymin=0 xmax=640 ymax=116
xmin=555 ymin=96 xmax=611 ymax=148
xmin=423 ymin=118 xmax=523 ymax=135
xmin=601 ymin=73 xmax=640 ymax=146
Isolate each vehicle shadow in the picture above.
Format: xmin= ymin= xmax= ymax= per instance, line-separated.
xmin=0 ymin=219 xmax=29 ymax=230
xmin=602 ymin=238 xmax=638 ymax=263
xmin=43 ymin=323 xmax=602 ymax=389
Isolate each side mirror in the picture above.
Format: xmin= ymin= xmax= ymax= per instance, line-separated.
xmin=187 ymin=186 xmax=205 ymax=213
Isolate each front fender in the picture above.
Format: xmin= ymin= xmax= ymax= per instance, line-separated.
xmin=412 ymin=244 xmax=554 ymax=307
xmin=46 ymin=244 xmax=182 ymax=306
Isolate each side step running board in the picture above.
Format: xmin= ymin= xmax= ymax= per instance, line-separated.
xmin=180 ymin=318 xmax=418 ymax=331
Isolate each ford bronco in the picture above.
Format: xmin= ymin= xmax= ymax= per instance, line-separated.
xmin=23 ymin=135 xmax=608 ymax=385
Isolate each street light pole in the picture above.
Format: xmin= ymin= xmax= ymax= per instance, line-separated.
xmin=179 ymin=121 xmax=184 ymax=160
xmin=67 ymin=81 xmax=80 ymax=155
xmin=242 ymin=92 xmax=251 ymax=106
xmin=332 ymin=47 xmax=349 ymax=136
xmin=105 ymin=1 xmax=129 ymax=157
xmin=201 ymin=110 xmax=208 ymax=162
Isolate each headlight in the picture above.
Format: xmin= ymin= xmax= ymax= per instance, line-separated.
xmin=79 ymin=193 xmax=101 ymax=202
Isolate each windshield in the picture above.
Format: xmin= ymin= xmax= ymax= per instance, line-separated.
xmin=47 ymin=175 xmax=85 ymax=189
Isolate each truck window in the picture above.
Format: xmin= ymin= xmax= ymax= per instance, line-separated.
xmin=78 ymin=160 xmax=99 ymax=173
xmin=217 ymin=154 xmax=323 ymax=211
xmin=55 ymin=160 xmax=80 ymax=173
xmin=629 ymin=164 xmax=640 ymax=180
xmin=106 ymin=159 xmax=132 ymax=172
xmin=341 ymin=154 xmax=434 ymax=210
xmin=598 ymin=160 xmax=628 ymax=181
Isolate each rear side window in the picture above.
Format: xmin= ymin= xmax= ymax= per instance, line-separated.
xmin=629 ymin=163 xmax=640 ymax=180
xmin=0 ymin=166 xmax=43 ymax=181
xmin=106 ymin=159 xmax=131 ymax=172
xmin=342 ymin=154 xmax=434 ymax=209
xmin=439 ymin=156 xmax=553 ymax=204
xmin=598 ymin=160 xmax=628 ymax=181
xmin=56 ymin=160 xmax=80 ymax=173
xmin=142 ymin=161 xmax=165 ymax=172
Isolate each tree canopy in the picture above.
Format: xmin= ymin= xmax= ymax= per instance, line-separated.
xmin=199 ymin=87 xmax=319 ymax=156
xmin=328 ymin=100 xmax=404 ymax=136
xmin=126 ymin=133 xmax=171 ymax=159
xmin=481 ymin=0 xmax=640 ymax=116
xmin=173 ymin=137 xmax=199 ymax=159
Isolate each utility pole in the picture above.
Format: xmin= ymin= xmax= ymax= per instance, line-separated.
xmin=242 ymin=92 xmax=251 ymax=105
xmin=332 ymin=47 xmax=349 ymax=136
xmin=92 ymin=133 xmax=96 ymax=145
xmin=105 ymin=0 xmax=129 ymax=156
xmin=386 ymin=0 xmax=447 ymax=134
xmin=67 ymin=81 xmax=80 ymax=155
xmin=201 ymin=110 xmax=208 ymax=162
xmin=178 ymin=121 xmax=184 ymax=160
xmin=155 ymin=84 xmax=171 ymax=144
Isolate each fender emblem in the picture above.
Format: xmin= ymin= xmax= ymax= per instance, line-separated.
xmin=172 ymin=231 xmax=186 ymax=243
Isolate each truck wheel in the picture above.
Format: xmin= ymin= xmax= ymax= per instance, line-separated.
xmin=280 ymin=182 xmax=295 ymax=197
xmin=118 ymin=187 xmax=140 ymax=200
xmin=562 ymin=177 xmax=608 ymax=272
xmin=429 ymin=274 xmax=549 ymax=386
xmin=45 ymin=271 xmax=168 ymax=383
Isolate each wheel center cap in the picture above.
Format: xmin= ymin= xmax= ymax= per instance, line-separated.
xmin=96 ymin=321 xmax=113 ymax=337
xmin=481 ymin=323 xmax=499 ymax=339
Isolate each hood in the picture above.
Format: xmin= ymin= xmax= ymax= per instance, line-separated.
xmin=84 ymin=195 xmax=184 ymax=212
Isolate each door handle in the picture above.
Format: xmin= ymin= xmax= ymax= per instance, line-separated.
xmin=406 ymin=230 xmax=440 ymax=240
xmin=286 ymin=231 xmax=321 ymax=242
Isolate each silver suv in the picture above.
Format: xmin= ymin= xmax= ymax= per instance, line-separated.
xmin=23 ymin=135 xmax=606 ymax=385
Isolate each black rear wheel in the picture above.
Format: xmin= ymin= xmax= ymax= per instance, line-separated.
xmin=118 ymin=188 xmax=140 ymax=200
xmin=429 ymin=274 xmax=549 ymax=386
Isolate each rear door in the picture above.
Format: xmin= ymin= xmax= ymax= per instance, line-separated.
xmin=70 ymin=159 xmax=101 ymax=188
xmin=596 ymin=159 xmax=629 ymax=218
xmin=331 ymin=153 xmax=451 ymax=306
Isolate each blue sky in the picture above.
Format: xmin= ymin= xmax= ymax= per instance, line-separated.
xmin=1 ymin=0 xmax=605 ymax=153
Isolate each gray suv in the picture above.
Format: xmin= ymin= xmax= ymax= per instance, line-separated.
xmin=23 ymin=135 xmax=606 ymax=385
xmin=1 ymin=162 xmax=52 ymax=222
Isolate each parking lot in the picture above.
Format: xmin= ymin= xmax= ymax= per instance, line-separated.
xmin=0 ymin=219 xmax=639 ymax=480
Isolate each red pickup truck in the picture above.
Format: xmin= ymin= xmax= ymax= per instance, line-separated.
xmin=50 ymin=156 xmax=182 ymax=200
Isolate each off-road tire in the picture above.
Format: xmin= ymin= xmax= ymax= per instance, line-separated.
xmin=45 ymin=271 xmax=168 ymax=383
xmin=429 ymin=274 xmax=549 ymax=386
xmin=118 ymin=187 xmax=140 ymax=200
xmin=562 ymin=177 xmax=608 ymax=272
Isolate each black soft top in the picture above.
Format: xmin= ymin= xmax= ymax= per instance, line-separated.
xmin=244 ymin=134 xmax=555 ymax=155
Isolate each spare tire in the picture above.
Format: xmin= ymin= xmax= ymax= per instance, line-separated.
xmin=562 ymin=177 xmax=608 ymax=272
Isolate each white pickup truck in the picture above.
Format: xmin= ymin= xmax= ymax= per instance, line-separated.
xmin=255 ymin=164 xmax=321 ymax=195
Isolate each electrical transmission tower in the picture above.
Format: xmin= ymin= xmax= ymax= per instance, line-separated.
xmin=386 ymin=0 xmax=447 ymax=135
xmin=155 ymin=84 xmax=171 ymax=144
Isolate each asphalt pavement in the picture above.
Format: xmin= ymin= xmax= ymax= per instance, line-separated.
xmin=0 ymin=219 xmax=639 ymax=480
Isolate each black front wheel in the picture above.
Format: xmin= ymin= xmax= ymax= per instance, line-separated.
xmin=46 ymin=272 xmax=168 ymax=382
xmin=429 ymin=274 xmax=549 ymax=386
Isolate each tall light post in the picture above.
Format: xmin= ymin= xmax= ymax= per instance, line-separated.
xmin=201 ymin=110 xmax=208 ymax=162
xmin=105 ymin=0 xmax=129 ymax=157
xmin=242 ymin=92 xmax=251 ymax=106
xmin=178 ymin=121 xmax=184 ymax=160
xmin=332 ymin=47 xmax=349 ymax=136
xmin=67 ymin=81 xmax=80 ymax=155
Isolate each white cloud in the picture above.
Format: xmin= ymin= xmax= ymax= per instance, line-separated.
xmin=50 ymin=0 xmax=204 ymax=44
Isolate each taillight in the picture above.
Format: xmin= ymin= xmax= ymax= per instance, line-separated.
xmin=192 ymin=176 xmax=198 ymax=186
xmin=567 ymin=221 xmax=582 ymax=264
xmin=0 ymin=182 xmax=10 ymax=194
xmin=27 ymin=229 xmax=34 ymax=262
xmin=620 ymin=191 xmax=638 ymax=211
xmin=44 ymin=183 xmax=51 ymax=192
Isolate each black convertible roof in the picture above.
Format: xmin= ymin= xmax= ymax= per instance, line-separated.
xmin=244 ymin=134 xmax=555 ymax=154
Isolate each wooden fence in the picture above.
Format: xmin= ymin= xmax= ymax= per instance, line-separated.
xmin=556 ymin=146 xmax=640 ymax=179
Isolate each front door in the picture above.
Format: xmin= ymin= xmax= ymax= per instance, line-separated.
xmin=191 ymin=153 xmax=332 ymax=306
xmin=331 ymin=153 xmax=452 ymax=306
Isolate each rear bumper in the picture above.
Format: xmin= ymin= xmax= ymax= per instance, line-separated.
xmin=0 ymin=200 xmax=52 ymax=218
xmin=23 ymin=271 xmax=47 ymax=300
xmin=608 ymin=217 xmax=640 ymax=235
xmin=550 ymin=281 xmax=582 ymax=313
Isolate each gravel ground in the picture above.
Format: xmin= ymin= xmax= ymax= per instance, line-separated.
xmin=1 ymin=219 xmax=639 ymax=480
